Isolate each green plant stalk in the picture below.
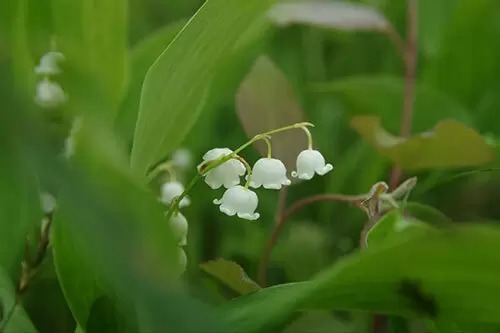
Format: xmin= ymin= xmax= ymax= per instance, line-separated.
xmin=164 ymin=122 xmax=314 ymax=220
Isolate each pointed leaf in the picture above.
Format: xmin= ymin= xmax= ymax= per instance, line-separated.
xmin=116 ymin=20 xmax=186 ymax=143
xmin=200 ymin=259 xmax=261 ymax=296
xmin=131 ymin=0 xmax=275 ymax=175
xmin=351 ymin=116 xmax=494 ymax=170
xmin=223 ymin=225 xmax=500 ymax=332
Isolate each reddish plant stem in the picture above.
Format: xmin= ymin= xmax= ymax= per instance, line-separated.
xmin=258 ymin=193 xmax=364 ymax=287
xmin=389 ymin=0 xmax=419 ymax=191
xmin=374 ymin=1 xmax=420 ymax=332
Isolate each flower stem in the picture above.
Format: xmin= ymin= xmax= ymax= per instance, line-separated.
xmin=165 ymin=122 xmax=314 ymax=220
xmin=236 ymin=156 xmax=253 ymax=189
xmin=165 ymin=173 xmax=201 ymax=221
xmin=233 ymin=122 xmax=314 ymax=155
xmin=147 ymin=161 xmax=176 ymax=183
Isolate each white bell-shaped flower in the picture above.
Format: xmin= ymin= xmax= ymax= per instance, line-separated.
xmin=40 ymin=192 xmax=57 ymax=214
xmin=34 ymin=77 xmax=67 ymax=108
xmin=213 ymin=185 xmax=260 ymax=220
xmin=161 ymin=181 xmax=190 ymax=208
xmin=291 ymin=149 xmax=333 ymax=180
xmin=35 ymin=51 xmax=65 ymax=75
xmin=249 ymin=158 xmax=291 ymax=190
xmin=169 ymin=212 xmax=188 ymax=246
xmin=198 ymin=148 xmax=246 ymax=189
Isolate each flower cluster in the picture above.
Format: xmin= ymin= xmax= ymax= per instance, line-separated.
xmin=157 ymin=148 xmax=194 ymax=274
xmin=34 ymin=48 xmax=67 ymax=108
xmin=197 ymin=123 xmax=333 ymax=221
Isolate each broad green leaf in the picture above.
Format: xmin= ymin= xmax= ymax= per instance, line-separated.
xmin=0 ymin=268 xmax=37 ymax=332
xmin=52 ymin=0 xmax=127 ymax=120
xmin=404 ymin=202 xmax=452 ymax=227
xmin=351 ymin=116 xmax=494 ymax=170
xmin=200 ymin=259 xmax=261 ymax=296
xmin=315 ymin=76 xmax=472 ymax=134
xmin=0 ymin=129 xmax=39 ymax=279
xmin=235 ymin=55 xmax=306 ymax=170
xmin=116 ymin=20 xmax=186 ymax=144
xmin=269 ymin=1 xmax=390 ymax=32
xmin=52 ymin=119 xmax=227 ymax=332
xmin=223 ymin=225 xmax=500 ymax=332
xmin=131 ymin=0 xmax=275 ymax=175
xmin=423 ymin=0 xmax=500 ymax=108
xmin=365 ymin=210 xmax=430 ymax=248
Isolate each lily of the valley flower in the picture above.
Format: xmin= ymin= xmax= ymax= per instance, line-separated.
xmin=291 ymin=149 xmax=333 ymax=180
xmin=172 ymin=148 xmax=193 ymax=170
xmin=198 ymin=148 xmax=246 ymax=189
xmin=34 ymin=77 xmax=67 ymax=108
xmin=249 ymin=158 xmax=291 ymax=190
xmin=161 ymin=181 xmax=191 ymax=208
xmin=213 ymin=185 xmax=260 ymax=220
xmin=35 ymin=51 xmax=65 ymax=76
xmin=40 ymin=192 xmax=57 ymax=214
xmin=169 ymin=212 xmax=188 ymax=246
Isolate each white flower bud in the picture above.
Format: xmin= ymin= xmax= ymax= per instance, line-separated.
xmin=34 ymin=77 xmax=66 ymax=108
xmin=172 ymin=148 xmax=193 ymax=170
xmin=291 ymin=149 xmax=333 ymax=180
xmin=169 ymin=212 xmax=188 ymax=246
xmin=198 ymin=148 xmax=246 ymax=189
xmin=161 ymin=181 xmax=190 ymax=208
xmin=35 ymin=51 xmax=64 ymax=76
xmin=249 ymin=158 xmax=291 ymax=190
xmin=40 ymin=192 xmax=56 ymax=214
xmin=213 ymin=185 xmax=260 ymax=220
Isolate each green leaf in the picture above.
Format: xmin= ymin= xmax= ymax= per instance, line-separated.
xmin=404 ymin=202 xmax=453 ymax=226
xmin=51 ymin=119 xmax=226 ymax=332
xmin=423 ymin=0 xmax=500 ymax=108
xmin=235 ymin=55 xmax=306 ymax=170
xmin=350 ymin=116 xmax=494 ymax=170
xmin=315 ymin=76 xmax=472 ymax=134
xmin=130 ymin=0 xmax=275 ymax=175
xmin=116 ymin=20 xmax=186 ymax=144
xmin=419 ymin=0 xmax=459 ymax=58
xmin=52 ymin=0 xmax=127 ymax=119
xmin=0 ymin=138 xmax=39 ymax=279
xmin=365 ymin=210 xmax=430 ymax=248
xmin=223 ymin=225 xmax=500 ymax=332
xmin=200 ymin=259 xmax=261 ymax=296
xmin=268 ymin=1 xmax=390 ymax=32
xmin=0 ymin=268 xmax=37 ymax=332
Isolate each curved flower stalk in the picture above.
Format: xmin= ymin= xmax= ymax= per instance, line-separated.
xmin=159 ymin=122 xmax=333 ymax=222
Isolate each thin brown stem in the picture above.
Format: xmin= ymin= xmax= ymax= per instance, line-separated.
xmin=389 ymin=0 xmax=419 ymax=190
xmin=258 ymin=193 xmax=364 ymax=287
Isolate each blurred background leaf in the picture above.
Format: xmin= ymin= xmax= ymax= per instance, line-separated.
xmin=351 ymin=116 xmax=494 ymax=170
xmin=236 ymin=55 xmax=306 ymax=170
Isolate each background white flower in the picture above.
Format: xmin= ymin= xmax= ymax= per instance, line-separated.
xmin=34 ymin=77 xmax=67 ymax=108
xmin=169 ymin=212 xmax=188 ymax=246
xmin=35 ymin=51 xmax=65 ymax=76
xmin=161 ymin=181 xmax=191 ymax=208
